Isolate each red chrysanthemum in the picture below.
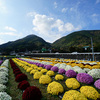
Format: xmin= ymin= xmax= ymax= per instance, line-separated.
xmin=22 ymin=86 xmax=42 ymax=100
xmin=18 ymin=80 xmax=30 ymax=90
xmin=15 ymin=73 xmax=27 ymax=82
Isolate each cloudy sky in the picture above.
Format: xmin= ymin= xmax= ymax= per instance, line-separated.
xmin=0 ymin=0 xmax=100 ymax=44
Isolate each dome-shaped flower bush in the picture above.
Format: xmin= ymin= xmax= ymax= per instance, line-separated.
xmin=39 ymin=75 xmax=52 ymax=84
xmin=65 ymin=65 xmax=73 ymax=71
xmin=33 ymin=72 xmax=43 ymax=79
xmin=30 ymin=70 xmax=38 ymax=74
xmin=80 ymin=86 xmax=100 ymax=100
xmin=39 ymin=64 xmax=44 ymax=67
xmin=18 ymin=80 xmax=30 ymax=90
xmin=26 ymin=68 xmax=33 ymax=72
xmin=62 ymin=90 xmax=87 ymax=100
xmin=14 ymin=71 xmax=22 ymax=76
xmin=0 ymin=92 xmax=12 ymax=100
xmin=51 ymin=66 xmax=59 ymax=72
xmin=88 ymin=69 xmax=100 ymax=79
xmin=55 ymin=74 xmax=64 ymax=80
xmin=47 ymin=81 xmax=64 ymax=95
xmin=41 ymin=69 xmax=48 ymax=73
xmin=0 ymin=67 xmax=8 ymax=73
xmin=46 ymin=71 xmax=55 ymax=77
xmin=37 ymin=67 xmax=43 ymax=71
xmin=65 ymin=78 xmax=80 ymax=89
xmin=22 ymin=86 xmax=42 ymax=100
xmin=58 ymin=69 xmax=66 ymax=74
xmin=65 ymin=69 xmax=77 ymax=78
xmin=76 ymin=73 xmax=93 ymax=84
xmin=15 ymin=73 xmax=27 ymax=82
xmin=45 ymin=65 xmax=53 ymax=70
xmin=0 ymin=84 xmax=6 ymax=92
xmin=94 ymin=79 xmax=100 ymax=89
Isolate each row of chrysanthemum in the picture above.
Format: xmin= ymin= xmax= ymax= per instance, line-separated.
xmin=30 ymin=57 xmax=100 ymax=69
xmin=13 ymin=58 xmax=100 ymax=100
xmin=9 ymin=59 xmax=42 ymax=100
xmin=0 ymin=59 xmax=12 ymax=100
xmin=21 ymin=57 xmax=100 ymax=79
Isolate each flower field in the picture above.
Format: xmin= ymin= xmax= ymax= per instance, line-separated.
xmin=0 ymin=57 xmax=100 ymax=100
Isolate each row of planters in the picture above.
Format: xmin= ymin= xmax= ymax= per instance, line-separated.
xmin=9 ymin=59 xmax=42 ymax=100
xmin=13 ymin=58 xmax=100 ymax=100
xmin=0 ymin=59 xmax=12 ymax=100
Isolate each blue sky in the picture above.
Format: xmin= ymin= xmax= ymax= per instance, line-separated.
xmin=0 ymin=0 xmax=100 ymax=44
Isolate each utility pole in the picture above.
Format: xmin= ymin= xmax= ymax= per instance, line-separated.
xmin=91 ymin=37 xmax=94 ymax=61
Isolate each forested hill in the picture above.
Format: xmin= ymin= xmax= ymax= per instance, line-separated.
xmin=52 ymin=30 xmax=100 ymax=52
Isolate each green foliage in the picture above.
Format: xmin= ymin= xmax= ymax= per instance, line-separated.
xmin=52 ymin=30 xmax=100 ymax=52
xmin=0 ymin=34 xmax=51 ymax=53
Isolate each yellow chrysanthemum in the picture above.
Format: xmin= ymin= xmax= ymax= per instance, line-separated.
xmin=55 ymin=74 xmax=64 ymax=80
xmin=41 ymin=69 xmax=48 ymax=73
xmin=46 ymin=71 xmax=55 ymax=77
xmin=62 ymin=90 xmax=87 ymax=100
xmin=30 ymin=69 xmax=38 ymax=74
xmin=39 ymin=75 xmax=52 ymax=84
xmin=47 ymin=81 xmax=64 ymax=95
xmin=65 ymin=78 xmax=80 ymax=89
xmin=33 ymin=72 xmax=43 ymax=79
xmin=80 ymin=86 xmax=100 ymax=100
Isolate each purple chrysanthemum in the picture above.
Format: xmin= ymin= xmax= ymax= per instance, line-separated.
xmin=65 ymin=69 xmax=77 ymax=78
xmin=45 ymin=65 xmax=53 ymax=70
xmin=51 ymin=66 xmax=59 ymax=72
xmin=94 ymin=79 xmax=100 ymax=89
xmin=76 ymin=73 xmax=94 ymax=84
xmin=58 ymin=69 xmax=66 ymax=74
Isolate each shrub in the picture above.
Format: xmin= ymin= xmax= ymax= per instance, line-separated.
xmin=80 ymin=86 xmax=100 ymax=100
xmin=76 ymin=73 xmax=93 ymax=84
xmin=55 ymin=74 xmax=64 ymax=80
xmin=51 ymin=66 xmax=59 ymax=72
xmin=39 ymin=75 xmax=52 ymax=84
xmin=33 ymin=72 xmax=43 ymax=79
xmin=47 ymin=81 xmax=64 ymax=95
xmin=22 ymin=86 xmax=42 ymax=100
xmin=45 ymin=65 xmax=53 ymax=70
xmin=15 ymin=73 xmax=27 ymax=82
xmin=62 ymin=90 xmax=87 ymax=100
xmin=65 ymin=78 xmax=80 ymax=89
xmin=41 ymin=69 xmax=48 ymax=73
xmin=94 ymin=79 xmax=100 ymax=89
xmin=58 ymin=69 xmax=66 ymax=74
xmin=65 ymin=69 xmax=77 ymax=78
xmin=46 ymin=71 xmax=55 ymax=77
xmin=18 ymin=80 xmax=30 ymax=90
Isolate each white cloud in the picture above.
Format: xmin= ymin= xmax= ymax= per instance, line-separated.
xmin=0 ymin=32 xmax=17 ymax=36
xmin=0 ymin=1 xmax=7 ymax=13
xmin=32 ymin=13 xmax=82 ymax=42
xmin=92 ymin=13 xmax=98 ymax=17
xmin=96 ymin=0 xmax=100 ymax=4
xmin=54 ymin=2 xmax=57 ymax=8
xmin=62 ymin=8 xmax=68 ymax=13
xmin=5 ymin=26 xmax=17 ymax=32
xmin=27 ymin=12 xmax=36 ymax=17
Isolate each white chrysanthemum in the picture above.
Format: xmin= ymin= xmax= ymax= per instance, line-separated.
xmin=0 ymin=72 xmax=8 ymax=77
xmin=83 ymin=68 xmax=91 ymax=73
xmin=0 ymin=92 xmax=12 ymax=100
xmin=88 ymin=69 xmax=100 ymax=79
xmin=0 ymin=67 xmax=8 ymax=73
xmin=65 ymin=65 xmax=73 ymax=71
xmin=54 ymin=63 xmax=60 ymax=68
xmin=74 ymin=69 xmax=86 ymax=73
xmin=59 ymin=63 xmax=67 ymax=69
xmin=0 ymin=84 xmax=6 ymax=92
xmin=73 ymin=66 xmax=82 ymax=70
xmin=1 ymin=60 xmax=9 ymax=68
